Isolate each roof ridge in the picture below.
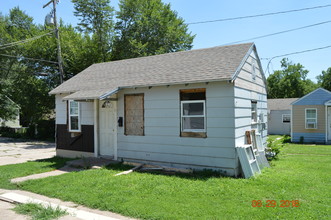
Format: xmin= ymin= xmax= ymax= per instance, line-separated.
xmin=96 ymin=42 xmax=254 ymax=66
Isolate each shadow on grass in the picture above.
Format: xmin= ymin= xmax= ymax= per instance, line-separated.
xmin=35 ymin=157 xmax=73 ymax=170
xmin=104 ymin=163 xmax=228 ymax=180
xmin=281 ymin=135 xmax=291 ymax=144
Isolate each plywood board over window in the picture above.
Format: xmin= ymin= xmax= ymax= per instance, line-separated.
xmin=125 ymin=94 xmax=144 ymax=136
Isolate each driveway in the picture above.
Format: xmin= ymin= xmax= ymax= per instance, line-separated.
xmin=0 ymin=137 xmax=56 ymax=166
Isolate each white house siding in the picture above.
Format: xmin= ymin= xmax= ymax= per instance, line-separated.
xmin=234 ymin=51 xmax=268 ymax=149
xmin=55 ymin=94 xmax=94 ymax=126
xmin=117 ymin=82 xmax=239 ymax=176
xmin=268 ymin=110 xmax=291 ymax=135
xmin=55 ymin=94 xmax=95 ymax=158
xmin=80 ymin=101 xmax=94 ymax=125
xmin=55 ymin=94 xmax=67 ymax=125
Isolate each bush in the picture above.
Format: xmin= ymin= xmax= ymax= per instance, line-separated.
xmin=266 ymin=135 xmax=290 ymax=161
xmin=0 ymin=119 xmax=55 ymax=141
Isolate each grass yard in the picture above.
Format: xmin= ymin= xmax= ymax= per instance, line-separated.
xmin=0 ymin=137 xmax=330 ymax=219
xmin=11 ymin=138 xmax=329 ymax=220
xmin=0 ymin=157 xmax=70 ymax=189
xmin=13 ymin=202 xmax=67 ymax=220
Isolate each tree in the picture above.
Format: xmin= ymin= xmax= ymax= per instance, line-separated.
xmin=0 ymin=81 xmax=17 ymax=121
xmin=0 ymin=7 xmax=96 ymax=125
xmin=317 ymin=67 xmax=331 ymax=91
xmin=72 ymin=0 xmax=114 ymax=62
xmin=112 ymin=0 xmax=195 ymax=60
xmin=267 ymin=58 xmax=318 ymax=98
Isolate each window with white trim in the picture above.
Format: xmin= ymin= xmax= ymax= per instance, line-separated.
xmin=305 ymin=108 xmax=317 ymax=129
xmin=181 ymin=100 xmax=206 ymax=132
xmin=282 ymin=114 xmax=291 ymax=123
xmin=69 ymin=100 xmax=80 ymax=132
xmin=180 ymin=88 xmax=206 ymax=137
xmin=251 ymin=101 xmax=257 ymax=123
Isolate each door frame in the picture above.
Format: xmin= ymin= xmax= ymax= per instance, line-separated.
xmin=326 ymin=106 xmax=331 ymax=142
xmin=94 ymin=99 xmax=118 ymax=159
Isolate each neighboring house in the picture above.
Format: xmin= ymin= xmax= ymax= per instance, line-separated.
xmin=291 ymin=88 xmax=331 ymax=143
xmin=0 ymin=97 xmax=20 ymax=128
xmin=50 ymin=43 xmax=268 ymax=177
xmin=268 ymin=98 xmax=298 ymax=135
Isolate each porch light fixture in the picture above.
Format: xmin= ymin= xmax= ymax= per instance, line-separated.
xmin=102 ymin=100 xmax=112 ymax=108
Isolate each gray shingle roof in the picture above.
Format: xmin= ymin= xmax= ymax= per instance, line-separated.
xmin=50 ymin=43 xmax=254 ymax=99
xmin=268 ymin=98 xmax=298 ymax=110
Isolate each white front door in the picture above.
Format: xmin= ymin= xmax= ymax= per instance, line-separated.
xmin=328 ymin=108 xmax=331 ymax=141
xmin=99 ymin=100 xmax=117 ymax=157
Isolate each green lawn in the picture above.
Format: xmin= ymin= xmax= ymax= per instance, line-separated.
xmin=13 ymin=202 xmax=67 ymax=220
xmin=0 ymin=157 xmax=70 ymax=189
xmin=1 ymin=139 xmax=330 ymax=219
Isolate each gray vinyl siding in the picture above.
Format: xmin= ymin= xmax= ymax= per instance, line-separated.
xmin=234 ymin=50 xmax=268 ymax=148
xmin=268 ymin=110 xmax=291 ymax=135
xmin=117 ymin=81 xmax=238 ymax=176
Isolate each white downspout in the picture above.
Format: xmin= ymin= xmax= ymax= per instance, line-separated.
xmin=94 ymin=99 xmax=99 ymax=157
xmin=291 ymin=105 xmax=293 ymax=142
xmin=325 ymin=105 xmax=328 ymax=143
xmin=114 ymin=100 xmax=118 ymax=160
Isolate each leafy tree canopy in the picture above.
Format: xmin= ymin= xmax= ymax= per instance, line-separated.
xmin=267 ymin=58 xmax=318 ymax=98
xmin=317 ymin=67 xmax=331 ymax=91
xmin=112 ymin=0 xmax=195 ymax=60
xmin=72 ymin=0 xmax=114 ymax=62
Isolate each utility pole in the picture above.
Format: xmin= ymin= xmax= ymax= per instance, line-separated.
xmin=43 ymin=0 xmax=64 ymax=83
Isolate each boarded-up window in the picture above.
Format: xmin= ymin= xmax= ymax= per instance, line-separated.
xmin=125 ymin=94 xmax=144 ymax=136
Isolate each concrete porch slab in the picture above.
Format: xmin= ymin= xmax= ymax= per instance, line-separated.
xmin=66 ymin=157 xmax=119 ymax=169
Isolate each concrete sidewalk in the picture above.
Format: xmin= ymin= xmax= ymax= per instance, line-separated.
xmin=11 ymin=165 xmax=82 ymax=184
xmin=0 ymin=189 xmax=135 ymax=220
xmin=0 ymin=137 xmax=55 ymax=166
xmin=11 ymin=157 xmax=117 ymax=184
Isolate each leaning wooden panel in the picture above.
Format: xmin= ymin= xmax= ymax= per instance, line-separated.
xmin=125 ymin=94 xmax=144 ymax=136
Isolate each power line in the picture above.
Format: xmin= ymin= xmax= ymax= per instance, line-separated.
xmin=0 ymin=53 xmax=58 ymax=64
xmin=187 ymin=4 xmax=331 ymax=25
xmin=0 ymin=32 xmax=53 ymax=50
xmin=263 ymin=45 xmax=331 ymax=74
xmin=223 ymin=20 xmax=331 ymax=45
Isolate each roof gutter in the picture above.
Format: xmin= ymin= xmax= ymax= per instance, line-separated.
xmin=99 ymin=88 xmax=120 ymax=100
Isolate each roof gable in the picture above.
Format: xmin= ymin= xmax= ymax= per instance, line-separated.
xmin=292 ymin=88 xmax=331 ymax=106
xmin=50 ymin=43 xmax=255 ymax=99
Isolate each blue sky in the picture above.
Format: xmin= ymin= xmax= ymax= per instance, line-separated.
xmin=1 ymin=0 xmax=330 ymax=82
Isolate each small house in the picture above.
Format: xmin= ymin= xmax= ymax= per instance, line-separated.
xmin=50 ymin=43 xmax=268 ymax=177
xmin=268 ymin=98 xmax=298 ymax=135
xmin=0 ymin=96 xmax=20 ymax=128
xmin=291 ymin=88 xmax=331 ymax=143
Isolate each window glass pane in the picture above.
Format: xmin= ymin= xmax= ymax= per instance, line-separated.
xmin=70 ymin=116 xmax=79 ymax=130
xmin=183 ymin=117 xmax=204 ymax=130
xmin=183 ymin=103 xmax=204 ymax=116
xmin=283 ymin=115 xmax=291 ymax=123
xmin=306 ymin=119 xmax=316 ymax=123
xmin=70 ymin=101 xmax=78 ymax=108
xmin=306 ymin=110 xmax=316 ymax=118
xmin=306 ymin=123 xmax=316 ymax=129
xmin=70 ymin=107 xmax=78 ymax=115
